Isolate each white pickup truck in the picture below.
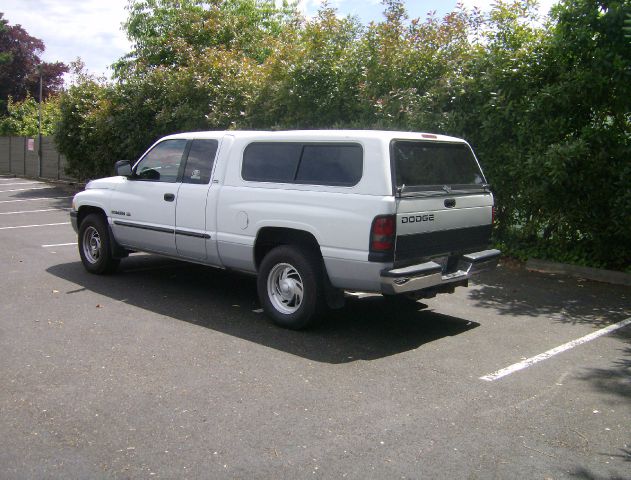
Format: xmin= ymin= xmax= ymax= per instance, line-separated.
xmin=71 ymin=130 xmax=500 ymax=329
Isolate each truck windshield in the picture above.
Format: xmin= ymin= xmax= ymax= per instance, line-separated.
xmin=391 ymin=140 xmax=486 ymax=193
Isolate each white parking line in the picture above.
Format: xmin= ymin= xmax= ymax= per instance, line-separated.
xmin=42 ymin=242 xmax=76 ymax=247
xmin=0 ymin=182 xmax=44 ymax=186
xmin=0 ymin=222 xmax=70 ymax=230
xmin=0 ymin=186 xmax=54 ymax=193
xmin=480 ymin=317 xmax=631 ymax=382
xmin=0 ymin=196 xmax=73 ymax=204
xmin=0 ymin=208 xmax=67 ymax=215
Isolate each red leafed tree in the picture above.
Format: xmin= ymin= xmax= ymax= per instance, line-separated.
xmin=0 ymin=12 xmax=68 ymax=114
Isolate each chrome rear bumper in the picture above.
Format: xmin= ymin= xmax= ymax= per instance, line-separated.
xmin=380 ymin=249 xmax=501 ymax=295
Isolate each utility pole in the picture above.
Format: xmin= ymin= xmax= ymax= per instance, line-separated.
xmin=38 ymin=64 xmax=43 ymax=178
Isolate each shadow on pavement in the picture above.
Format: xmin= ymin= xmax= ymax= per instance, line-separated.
xmin=468 ymin=266 xmax=630 ymax=326
xmin=570 ymin=467 xmax=629 ymax=480
xmin=47 ymin=255 xmax=479 ymax=364
xmin=3 ymin=183 xmax=81 ymax=209
xmin=578 ymin=343 xmax=631 ymax=400
xmin=471 ymin=265 xmax=631 ymax=400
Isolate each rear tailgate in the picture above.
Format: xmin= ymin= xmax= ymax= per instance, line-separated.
xmin=395 ymin=194 xmax=493 ymax=263
xmin=391 ymin=139 xmax=494 ymax=266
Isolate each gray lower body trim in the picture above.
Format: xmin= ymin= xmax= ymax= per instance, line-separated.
xmin=174 ymin=229 xmax=211 ymax=239
xmin=217 ymin=240 xmax=256 ymax=273
xmin=113 ymin=220 xmax=173 ymax=234
xmin=323 ymin=256 xmax=387 ymax=292
xmin=113 ymin=220 xmax=210 ymax=239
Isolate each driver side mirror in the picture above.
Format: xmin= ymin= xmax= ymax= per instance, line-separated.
xmin=115 ymin=160 xmax=133 ymax=177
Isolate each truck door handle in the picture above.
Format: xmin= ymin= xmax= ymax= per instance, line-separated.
xmin=444 ymin=198 xmax=456 ymax=208
xmin=164 ymin=193 xmax=175 ymax=202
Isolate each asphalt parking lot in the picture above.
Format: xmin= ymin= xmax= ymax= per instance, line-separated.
xmin=0 ymin=175 xmax=629 ymax=480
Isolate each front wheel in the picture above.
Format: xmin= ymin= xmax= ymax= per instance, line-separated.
xmin=78 ymin=213 xmax=120 ymax=274
xmin=257 ymin=246 xmax=323 ymax=329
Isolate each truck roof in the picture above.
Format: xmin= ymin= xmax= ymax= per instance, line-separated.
xmin=162 ymin=130 xmax=466 ymax=144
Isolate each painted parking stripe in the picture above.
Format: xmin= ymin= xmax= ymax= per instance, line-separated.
xmin=0 ymin=208 xmax=68 ymax=215
xmin=0 ymin=186 xmax=54 ymax=193
xmin=0 ymin=222 xmax=70 ymax=230
xmin=0 ymin=182 xmax=45 ymax=186
xmin=42 ymin=242 xmax=76 ymax=247
xmin=480 ymin=317 xmax=631 ymax=382
xmin=0 ymin=196 xmax=73 ymax=204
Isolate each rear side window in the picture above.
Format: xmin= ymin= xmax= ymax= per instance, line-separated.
xmin=296 ymin=145 xmax=363 ymax=186
xmin=182 ymin=139 xmax=218 ymax=185
xmin=242 ymin=143 xmax=363 ymax=186
xmin=392 ymin=141 xmax=486 ymax=191
xmin=242 ymin=143 xmax=302 ymax=182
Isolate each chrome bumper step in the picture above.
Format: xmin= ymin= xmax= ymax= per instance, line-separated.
xmin=381 ymin=249 xmax=501 ymax=294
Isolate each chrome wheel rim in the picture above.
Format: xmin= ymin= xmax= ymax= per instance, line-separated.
xmin=82 ymin=226 xmax=102 ymax=264
xmin=267 ymin=263 xmax=304 ymax=314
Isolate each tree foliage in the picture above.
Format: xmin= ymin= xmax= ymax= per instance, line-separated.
xmin=456 ymin=0 xmax=631 ymax=269
xmin=114 ymin=0 xmax=297 ymax=76
xmin=246 ymin=4 xmax=364 ymax=128
xmin=54 ymin=0 xmax=631 ymax=270
xmin=0 ymin=95 xmax=61 ymax=136
xmin=0 ymin=12 xmax=68 ymax=114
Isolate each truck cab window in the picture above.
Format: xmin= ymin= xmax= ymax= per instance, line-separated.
xmin=135 ymin=139 xmax=187 ymax=183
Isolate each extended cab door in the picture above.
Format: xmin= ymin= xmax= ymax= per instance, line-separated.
xmin=174 ymin=139 xmax=220 ymax=262
xmin=110 ymin=139 xmax=187 ymax=254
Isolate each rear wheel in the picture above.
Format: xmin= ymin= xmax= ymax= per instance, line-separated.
xmin=78 ymin=213 xmax=120 ymax=274
xmin=257 ymin=245 xmax=323 ymax=329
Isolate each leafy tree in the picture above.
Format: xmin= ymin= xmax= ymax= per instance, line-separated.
xmin=453 ymin=0 xmax=631 ymax=269
xmin=0 ymin=12 xmax=68 ymax=114
xmin=526 ymin=0 xmax=631 ymax=268
xmin=57 ymin=0 xmax=286 ymax=178
xmin=358 ymin=0 xmax=482 ymax=131
xmin=55 ymin=70 xmax=116 ymax=180
xmin=0 ymin=95 xmax=61 ymax=136
xmin=247 ymin=3 xmax=363 ymax=128
xmin=114 ymin=0 xmax=298 ymax=77
xmin=450 ymin=0 xmax=547 ymax=236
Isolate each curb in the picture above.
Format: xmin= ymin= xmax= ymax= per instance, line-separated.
xmin=526 ymin=258 xmax=631 ymax=287
xmin=21 ymin=174 xmax=85 ymax=188
xmin=0 ymin=172 xmax=84 ymax=188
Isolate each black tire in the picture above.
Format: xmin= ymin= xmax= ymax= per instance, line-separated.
xmin=257 ymin=245 xmax=323 ymax=329
xmin=78 ymin=213 xmax=120 ymax=274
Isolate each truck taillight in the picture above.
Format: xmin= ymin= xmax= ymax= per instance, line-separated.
xmin=370 ymin=215 xmax=396 ymax=252
xmin=492 ymin=206 xmax=496 ymax=225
